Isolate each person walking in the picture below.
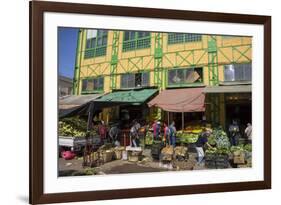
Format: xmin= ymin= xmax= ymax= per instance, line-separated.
xmin=169 ymin=121 xmax=177 ymax=147
xmin=195 ymin=128 xmax=212 ymax=166
xmin=245 ymin=123 xmax=252 ymax=144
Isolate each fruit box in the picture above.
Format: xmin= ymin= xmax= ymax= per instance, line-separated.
xmin=233 ymin=154 xmax=245 ymax=164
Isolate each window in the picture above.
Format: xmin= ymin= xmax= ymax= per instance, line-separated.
xmin=121 ymin=72 xmax=150 ymax=88
xmin=167 ymin=67 xmax=203 ymax=86
xmin=168 ymin=33 xmax=202 ymax=44
xmin=222 ymin=35 xmax=239 ymax=39
xmin=84 ymin=29 xmax=108 ymax=59
xmin=123 ymin=31 xmax=151 ymax=52
xmin=224 ymin=63 xmax=252 ymax=82
xmin=81 ymin=77 xmax=104 ymax=92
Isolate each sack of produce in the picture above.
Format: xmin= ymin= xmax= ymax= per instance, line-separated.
xmin=91 ymin=152 xmax=99 ymax=161
xmin=161 ymin=146 xmax=174 ymax=155
xmin=174 ymin=146 xmax=188 ymax=161
xmin=128 ymin=151 xmax=142 ymax=162
xmin=233 ymin=151 xmax=245 ymax=164
xmin=113 ymin=147 xmax=124 ymax=160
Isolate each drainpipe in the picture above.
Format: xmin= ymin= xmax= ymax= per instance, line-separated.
xmin=73 ymin=29 xmax=82 ymax=95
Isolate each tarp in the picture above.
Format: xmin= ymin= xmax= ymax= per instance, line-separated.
xmin=59 ymin=88 xmax=158 ymax=119
xmin=148 ymin=87 xmax=205 ymax=113
xmin=204 ymin=85 xmax=251 ymax=93
xmin=59 ymin=94 xmax=102 ymax=108
xmin=59 ymin=94 xmax=103 ymax=116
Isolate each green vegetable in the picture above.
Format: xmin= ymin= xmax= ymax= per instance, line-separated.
xmin=59 ymin=117 xmax=97 ymax=137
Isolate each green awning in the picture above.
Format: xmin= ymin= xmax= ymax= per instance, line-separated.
xmin=95 ymin=88 xmax=158 ymax=105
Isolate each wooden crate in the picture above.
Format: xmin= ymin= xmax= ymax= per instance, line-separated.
xmin=234 ymin=154 xmax=245 ymax=164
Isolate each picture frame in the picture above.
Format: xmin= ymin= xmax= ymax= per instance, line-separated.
xmin=30 ymin=0 xmax=271 ymax=204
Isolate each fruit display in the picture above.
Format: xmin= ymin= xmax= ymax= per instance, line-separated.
xmin=184 ymin=124 xmax=203 ymax=134
xmin=230 ymin=144 xmax=252 ymax=153
xmin=59 ymin=117 xmax=97 ymax=137
xmin=210 ymin=128 xmax=230 ymax=149
xmin=243 ymin=144 xmax=252 ymax=152
xmin=144 ymin=131 xmax=154 ymax=145
xmin=176 ymin=131 xmax=199 ymax=144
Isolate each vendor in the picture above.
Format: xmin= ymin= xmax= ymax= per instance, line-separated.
xmin=195 ymin=128 xmax=212 ymax=166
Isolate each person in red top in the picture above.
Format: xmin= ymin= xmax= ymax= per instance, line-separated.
xmin=152 ymin=121 xmax=161 ymax=140
xmin=98 ymin=121 xmax=107 ymax=144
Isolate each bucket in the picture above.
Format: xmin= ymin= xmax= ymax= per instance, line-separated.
xmin=122 ymin=150 xmax=128 ymax=160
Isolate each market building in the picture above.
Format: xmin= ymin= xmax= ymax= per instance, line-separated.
xmin=72 ymin=29 xmax=252 ymax=130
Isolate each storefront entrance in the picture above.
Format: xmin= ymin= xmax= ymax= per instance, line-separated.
xmin=225 ymin=93 xmax=252 ymax=135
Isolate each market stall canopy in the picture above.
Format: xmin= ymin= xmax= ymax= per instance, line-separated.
xmin=59 ymin=88 xmax=158 ymax=119
xmin=59 ymin=94 xmax=103 ymax=109
xmin=95 ymin=88 xmax=158 ymax=105
xmin=148 ymin=87 xmax=205 ymax=112
xmin=59 ymin=94 xmax=103 ymax=116
xmin=204 ymin=85 xmax=252 ymax=93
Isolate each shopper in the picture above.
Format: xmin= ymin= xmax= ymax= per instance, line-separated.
xmin=195 ymin=128 xmax=212 ymax=165
xmin=163 ymin=123 xmax=170 ymax=145
xmin=229 ymin=120 xmax=240 ymax=146
xmin=130 ymin=120 xmax=141 ymax=147
xmin=169 ymin=121 xmax=177 ymax=147
xmin=153 ymin=121 xmax=161 ymax=140
xmin=98 ymin=121 xmax=107 ymax=144
xmin=245 ymin=123 xmax=252 ymax=144
xmin=109 ymin=124 xmax=120 ymax=144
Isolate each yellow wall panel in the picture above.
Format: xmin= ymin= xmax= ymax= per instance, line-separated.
xmin=76 ymin=29 xmax=252 ymax=95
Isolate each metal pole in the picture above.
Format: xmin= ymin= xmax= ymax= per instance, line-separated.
xmin=182 ymin=112 xmax=184 ymax=131
xmin=167 ymin=111 xmax=170 ymax=125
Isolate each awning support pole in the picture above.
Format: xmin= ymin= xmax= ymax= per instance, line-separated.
xmin=182 ymin=112 xmax=184 ymax=131
xmin=167 ymin=111 xmax=170 ymax=125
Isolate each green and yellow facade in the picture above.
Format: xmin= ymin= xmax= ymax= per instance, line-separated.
xmin=73 ymin=29 xmax=252 ymax=128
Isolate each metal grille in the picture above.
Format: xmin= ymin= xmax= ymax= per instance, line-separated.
xmin=168 ymin=33 xmax=202 ymax=44
xmin=84 ymin=29 xmax=108 ymax=59
xmin=122 ymin=31 xmax=151 ymax=52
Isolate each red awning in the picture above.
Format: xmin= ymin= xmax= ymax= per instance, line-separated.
xmin=148 ymin=87 xmax=205 ymax=112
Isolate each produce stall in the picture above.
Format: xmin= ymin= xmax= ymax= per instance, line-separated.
xmin=58 ymin=117 xmax=100 ymax=154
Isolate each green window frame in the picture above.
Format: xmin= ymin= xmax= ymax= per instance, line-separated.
xmin=81 ymin=77 xmax=104 ymax=93
xmin=167 ymin=67 xmax=203 ymax=87
xmin=168 ymin=33 xmax=202 ymax=45
xmin=122 ymin=31 xmax=151 ymax=52
xmin=84 ymin=29 xmax=108 ymax=59
xmin=120 ymin=72 xmax=150 ymax=88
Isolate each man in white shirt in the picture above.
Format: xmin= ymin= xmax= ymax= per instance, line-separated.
xmin=245 ymin=123 xmax=252 ymax=144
